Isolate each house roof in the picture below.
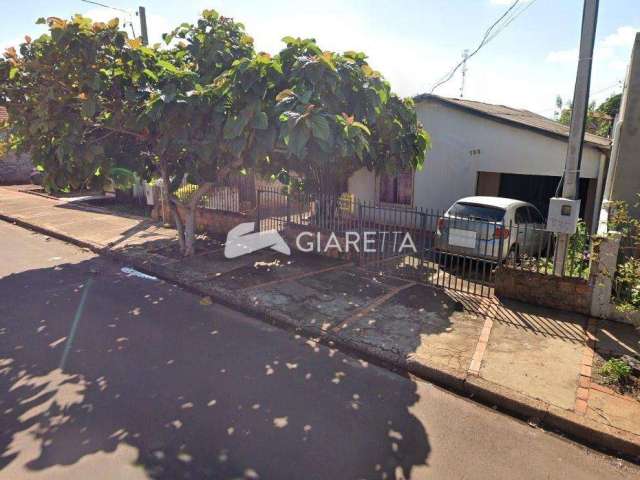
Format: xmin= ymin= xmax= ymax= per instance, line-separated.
xmin=0 ymin=106 xmax=8 ymax=123
xmin=413 ymin=94 xmax=611 ymax=150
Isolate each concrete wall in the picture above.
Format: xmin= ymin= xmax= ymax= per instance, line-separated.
xmin=348 ymin=102 xmax=603 ymax=217
xmin=605 ymin=33 xmax=640 ymax=218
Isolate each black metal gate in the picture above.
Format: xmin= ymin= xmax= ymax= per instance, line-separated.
xmin=255 ymin=189 xmax=591 ymax=298
xmin=256 ymin=189 xmax=504 ymax=297
xmin=355 ymin=202 xmax=503 ymax=297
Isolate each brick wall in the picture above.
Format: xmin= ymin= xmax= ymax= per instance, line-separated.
xmin=0 ymin=152 xmax=33 ymax=184
xmin=495 ymin=267 xmax=593 ymax=315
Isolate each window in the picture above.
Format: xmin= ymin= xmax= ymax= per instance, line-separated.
xmin=515 ymin=207 xmax=530 ymax=224
xmin=527 ymin=206 xmax=545 ymax=224
xmin=448 ymin=203 xmax=505 ymax=222
xmin=379 ymin=171 xmax=413 ymax=205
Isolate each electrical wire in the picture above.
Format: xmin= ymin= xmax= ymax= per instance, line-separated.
xmin=80 ymin=0 xmax=137 ymax=37
xmin=430 ymin=0 xmax=538 ymax=94
xmin=80 ymin=0 xmax=130 ymax=14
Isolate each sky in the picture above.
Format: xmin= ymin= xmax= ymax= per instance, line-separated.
xmin=1 ymin=0 xmax=638 ymax=117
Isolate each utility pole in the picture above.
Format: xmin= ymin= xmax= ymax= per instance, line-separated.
xmin=460 ymin=49 xmax=469 ymax=98
xmin=138 ymin=6 xmax=149 ymax=45
xmin=555 ymin=0 xmax=599 ymax=274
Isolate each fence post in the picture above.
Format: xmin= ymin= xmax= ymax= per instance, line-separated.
xmin=419 ymin=211 xmax=427 ymax=271
xmin=256 ymin=190 xmax=262 ymax=232
xmin=286 ymin=191 xmax=291 ymax=225
xmin=590 ymin=232 xmax=621 ymax=318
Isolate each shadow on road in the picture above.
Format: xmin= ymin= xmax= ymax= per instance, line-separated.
xmin=0 ymin=256 xmax=432 ymax=479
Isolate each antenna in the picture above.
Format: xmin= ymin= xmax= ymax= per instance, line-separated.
xmin=460 ymin=49 xmax=469 ymax=98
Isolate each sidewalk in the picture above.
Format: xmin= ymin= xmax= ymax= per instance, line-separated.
xmin=1 ymin=186 xmax=639 ymax=459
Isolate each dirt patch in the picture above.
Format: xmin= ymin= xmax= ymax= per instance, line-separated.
xmin=140 ymin=235 xmax=226 ymax=259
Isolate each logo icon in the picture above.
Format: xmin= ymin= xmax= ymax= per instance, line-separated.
xmin=224 ymin=222 xmax=291 ymax=259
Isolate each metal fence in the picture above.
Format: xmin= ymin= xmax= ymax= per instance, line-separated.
xmin=256 ymin=188 xmax=591 ymax=297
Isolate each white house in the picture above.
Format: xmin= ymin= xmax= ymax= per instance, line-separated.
xmin=348 ymin=95 xmax=611 ymax=231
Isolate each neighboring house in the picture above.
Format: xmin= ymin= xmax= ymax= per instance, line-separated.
xmin=0 ymin=106 xmax=34 ymax=184
xmin=348 ymin=94 xmax=611 ymax=232
xmin=600 ymin=32 xmax=640 ymax=228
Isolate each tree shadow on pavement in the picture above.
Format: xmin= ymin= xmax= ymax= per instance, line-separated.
xmin=0 ymin=257 xmax=431 ymax=479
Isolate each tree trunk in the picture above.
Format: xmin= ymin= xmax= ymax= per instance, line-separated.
xmin=173 ymin=182 xmax=214 ymax=257
xmin=159 ymin=160 xmax=187 ymax=254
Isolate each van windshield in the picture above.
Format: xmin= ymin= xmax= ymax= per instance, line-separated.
xmin=447 ymin=202 xmax=505 ymax=222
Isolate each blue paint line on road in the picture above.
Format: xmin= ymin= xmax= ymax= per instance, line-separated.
xmin=59 ymin=277 xmax=93 ymax=372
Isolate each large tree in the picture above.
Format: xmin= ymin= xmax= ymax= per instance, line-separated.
xmin=117 ymin=10 xmax=256 ymax=255
xmin=0 ymin=15 xmax=146 ymax=191
xmin=219 ymin=37 xmax=430 ymax=193
xmin=2 ymin=11 xmax=430 ymax=258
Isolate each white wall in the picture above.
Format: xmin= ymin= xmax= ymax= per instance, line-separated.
xmin=413 ymin=101 xmax=602 ymax=212
xmin=348 ymin=101 xmax=604 ymax=214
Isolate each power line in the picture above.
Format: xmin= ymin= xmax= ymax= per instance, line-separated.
xmin=430 ymin=0 xmax=538 ymax=94
xmin=80 ymin=0 xmax=137 ymax=38
xmin=80 ymin=0 xmax=131 ymax=14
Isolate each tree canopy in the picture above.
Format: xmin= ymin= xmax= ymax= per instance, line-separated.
xmin=0 ymin=10 xmax=430 ymax=255
xmin=557 ymin=93 xmax=622 ymax=138
xmin=0 ymin=15 xmax=145 ymax=191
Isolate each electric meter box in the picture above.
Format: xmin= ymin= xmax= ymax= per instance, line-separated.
xmin=546 ymin=197 xmax=581 ymax=234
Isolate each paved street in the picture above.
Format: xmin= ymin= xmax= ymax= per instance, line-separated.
xmin=0 ymin=221 xmax=637 ymax=480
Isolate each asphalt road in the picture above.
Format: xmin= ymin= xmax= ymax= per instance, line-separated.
xmin=0 ymin=221 xmax=637 ymax=480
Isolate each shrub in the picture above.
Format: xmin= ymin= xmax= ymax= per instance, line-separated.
xmin=600 ymin=358 xmax=632 ymax=384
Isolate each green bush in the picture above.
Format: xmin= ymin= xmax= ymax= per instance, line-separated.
xmin=608 ymin=197 xmax=640 ymax=309
xmin=600 ymin=358 xmax=632 ymax=384
xmin=109 ymin=167 xmax=137 ymax=190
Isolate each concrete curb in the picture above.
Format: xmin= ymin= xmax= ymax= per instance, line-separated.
xmin=2 ymin=213 xmax=639 ymax=462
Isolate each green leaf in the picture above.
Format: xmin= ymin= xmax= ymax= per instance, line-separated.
xmin=157 ymin=59 xmax=180 ymax=74
xmin=36 ymin=17 xmax=46 ymax=24
xmin=318 ymin=52 xmax=337 ymax=72
xmin=351 ymin=121 xmax=371 ymax=136
xmin=308 ymin=114 xmax=330 ymax=142
xmin=143 ymin=68 xmax=158 ymax=82
xmin=287 ymin=123 xmax=310 ymax=158
xmin=9 ymin=67 xmax=18 ymax=80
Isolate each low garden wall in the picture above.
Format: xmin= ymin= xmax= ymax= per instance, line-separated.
xmin=495 ymin=267 xmax=593 ymax=315
xmin=152 ymin=203 xmax=252 ymax=237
